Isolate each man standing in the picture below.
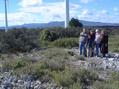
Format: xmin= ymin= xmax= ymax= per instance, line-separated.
xmin=79 ymin=28 xmax=88 ymax=57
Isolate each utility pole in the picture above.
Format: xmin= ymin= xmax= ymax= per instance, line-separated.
xmin=65 ymin=0 xmax=69 ymax=28
xmin=4 ymin=0 xmax=8 ymax=32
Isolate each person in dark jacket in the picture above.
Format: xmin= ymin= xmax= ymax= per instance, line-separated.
xmin=100 ymin=30 xmax=108 ymax=57
xmin=91 ymin=30 xmax=96 ymax=57
xmin=87 ymin=30 xmax=94 ymax=57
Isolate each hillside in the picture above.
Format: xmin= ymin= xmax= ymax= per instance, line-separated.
xmin=0 ymin=27 xmax=119 ymax=89
xmin=1 ymin=20 xmax=119 ymax=29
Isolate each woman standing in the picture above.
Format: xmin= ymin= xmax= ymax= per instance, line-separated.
xmin=95 ymin=29 xmax=101 ymax=57
xmin=100 ymin=30 xmax=108 ymax=57
xmin=87 ymin=30 xmax=94 ymax=57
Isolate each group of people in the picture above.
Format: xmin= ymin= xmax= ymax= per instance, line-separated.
xmin=79 ymin=28 xmax=108 ymax=57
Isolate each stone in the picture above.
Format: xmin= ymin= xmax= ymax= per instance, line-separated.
xmin=3 ymin=80 xmax=13 ymax=89
xmin=17 ymin=80 xmax=24 ymax=85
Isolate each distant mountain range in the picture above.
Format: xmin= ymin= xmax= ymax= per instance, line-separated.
xmin=80 ymin=20 xmax=119 ymax=27
xmin=1 ymin=20 xmax=119 ymax=29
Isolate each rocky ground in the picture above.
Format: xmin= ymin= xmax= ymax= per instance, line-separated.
xmin=0 ymin=72 xmax=59 ymax=89
xmin=0 ymin=49 xmax=61 ymax=89
xmin=70 ymin=47 xmax=119 ymax=71
xmin=0 ymin=48 xmax=119 ymax=89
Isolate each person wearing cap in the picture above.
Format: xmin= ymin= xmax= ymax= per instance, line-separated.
xmin=79 ymin=28 xmax=88 ymax=56
xmin=95 ymin=29 xmax=101 ymax=57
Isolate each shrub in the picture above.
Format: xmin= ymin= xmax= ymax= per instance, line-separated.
xmin=111 ymin=72 xmax=119 ymax=81
xmin=14 ymin=60 xmax=26 ymax=69
xmin=109 ymin=35 xmax=119 ymax=52
xmin=43 ymin=48 xmax=71 ymax=61
xmin=92 ymin=81 xmax=119 ymax=89
xmin=69 ymin=82 xmax=81 ymax=89
xmin=46 ymin=27 xmax=81 ymax=39
xmin=0 ymin=28 xmax=40 ymax=53
xmin=50 ymin=69 xmax=74 ymax=87
xmin=45 ymin=59 xmax=65 ymax=71
xmin=72 ymin=69 xmax=98 ymax=87
xmin=13 ymin=61 xmax=50 ymax=76
xmin=40 ymin=29 xmax=53 ymax=41
xmin=50 ymin=38 xmax=79 ymax=48
xmin=69 ymin=18 xmax=83 ymax=28
xmin=2 ymin=58 xmax=33 ymax=71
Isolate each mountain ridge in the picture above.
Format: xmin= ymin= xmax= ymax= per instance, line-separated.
xmin=1 ymin=20 xmax=119 ymax=29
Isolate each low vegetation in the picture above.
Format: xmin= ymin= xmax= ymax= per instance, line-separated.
xmin=0 ymin=27 xmax=119 ymax=89
xmin=109 ymin=35 xmax=119 ymax=52
xmin=1 ymin=47 xmax=119 ymax=89
xmin=50 ymin=38 xmax=78 ymax=48
xmin=0 ymin=27 xmax=119 ymax=52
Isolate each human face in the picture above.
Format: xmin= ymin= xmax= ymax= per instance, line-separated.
xmin=83 ymin=29 xmax=86 ymax=33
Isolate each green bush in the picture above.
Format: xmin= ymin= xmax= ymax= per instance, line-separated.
xmin=45 ymin=59 xmax=65 ymax=71
xmin=40 ymin=29 xmax=54 ymax=41
xmin=50 ymin=69 xmax=74 ymax=87
xmin=109 ymin=35 xmax=119 ymax=52
xmin=14 ymin=60 xmax=26 ymax=69
xmin=51 ymin=38 xmax=79 ymax=48
xmin=46 ymin=27 xmax=81 ymax=39
xmin=43 ymin=48 xmax=71 ymax=61
xmin=69 ymin=82 xmax=81 ymax=89
xmin=2 ymin=58 xmax=33 ymax=71
xmin=69 ymin=18 xmax=83 ymax=28
xmin=0 ymin=27 xmax=119 ymax=53
xmin=13 ymin=61 xmax=50 ymax=76
xmin=72 ymin=69 xmax=98 ymax=87
xmin=0 ymin=28 xmax=40 ymax=53
xmin=92 ymin=80 xmax=119 ymax=89
xmin=33 ymin=67 xmax=50 ymax=78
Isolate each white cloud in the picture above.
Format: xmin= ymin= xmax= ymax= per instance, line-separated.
xmin=80 ymin=0 xmax=94 ymax=4
xmin=114 ymin=7 xmax=118 ymax=12
xmin=0 ymin=12 xmax=38 ymax=26
xmin=1 ymin=0 xmax=119 ymax=26
xmin=19 ymin=0 xmax=43 ymax=7
xmin=0 ymin=0 xmax=80 ymax=26
xmin=78 ymin=9 xmax=119 ymax=23
xmin=78 ymin=9 xmax=94 ymax=20
xmin=18 ymin=0 xmax=80 ymax=23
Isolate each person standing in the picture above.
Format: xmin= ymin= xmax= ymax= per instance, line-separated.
xmin=95 ymin=29 xmax=101 ymax=57
xmin=79 ymin=28 xmax=88 ymax=57
xmin=100 ymin=30 xmax=108 ymax=57
xmin=87 ymin=30 xmax=94 ymax=57
xmin=91 ymin=30 xmax=96 ymax=57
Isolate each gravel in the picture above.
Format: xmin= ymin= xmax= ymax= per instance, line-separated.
xmin=0 ymin=72 xmax=59 ymax=89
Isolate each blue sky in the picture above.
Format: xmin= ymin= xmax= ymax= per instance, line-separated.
xmin=0 ymin=0 xmax=119 ymax=26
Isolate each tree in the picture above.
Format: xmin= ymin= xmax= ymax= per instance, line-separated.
xmin=69 ymin=18 xmax=83 ymax=28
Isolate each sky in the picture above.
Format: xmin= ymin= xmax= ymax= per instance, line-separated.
xmin=0 ymin=0 xmax=119 ymax=26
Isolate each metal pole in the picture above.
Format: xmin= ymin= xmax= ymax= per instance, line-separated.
xmin=65 ymin=0 xmax=69 ymax=28
xmin=4 ymin=0 xmax=8 ymax=32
